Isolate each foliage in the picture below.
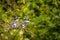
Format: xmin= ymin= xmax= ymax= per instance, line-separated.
xmin=0 ymin=0 xmax=60 ymax=40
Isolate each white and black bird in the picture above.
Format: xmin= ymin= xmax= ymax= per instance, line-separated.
xmin=8 ymin=17 xmax=19 ymax=30
xmin=18 ymin=18 xmax=30 ymax=29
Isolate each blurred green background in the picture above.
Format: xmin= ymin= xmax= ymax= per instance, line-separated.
xmin=0 ymin=0 xmax=60 ymax=40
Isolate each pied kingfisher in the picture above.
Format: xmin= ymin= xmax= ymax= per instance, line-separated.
xmin=17 ymin=18 xmax=30 ymax=29
xmin=8 ymin=17 xmax=19 ymax=30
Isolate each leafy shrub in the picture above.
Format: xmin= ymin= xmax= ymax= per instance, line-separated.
xmin=0 ymin=0 xmax=60 ymax=40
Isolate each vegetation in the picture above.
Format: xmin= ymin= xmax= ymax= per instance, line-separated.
xmin=0 ymin=0 xmax=60 ymax=40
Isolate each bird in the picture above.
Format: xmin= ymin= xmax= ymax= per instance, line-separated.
xmin=17 ymin=18 xmax=30 ymax=29
xmin=8 ymin=17 xmax=19 ymax=31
